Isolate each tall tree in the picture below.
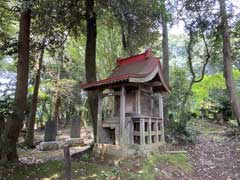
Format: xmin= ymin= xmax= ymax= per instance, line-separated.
xmin=0 ymin=0 xmax=31 ymax=161
xmin=85 ymin=0 xmax=98 ymax=140
xmin=24 ymin=40 xmax=45 ymax=148
xmin=160 ymin=0 xmax=170 ymax=125
xmin=218 ymin=0 xmax=240 ymax=127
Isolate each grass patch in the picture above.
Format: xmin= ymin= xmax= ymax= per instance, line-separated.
xmin=1 ymin=153 xmax=192 ymax=180
xmin=139 ymin=153 xmax=192 ymax=180
xmin=189 ymin=119 xmax=223 ymax=135
xmin=1 ymin=160 xmax=118 ymax=180
xmin=1 ymin=161 xmax=64 ymax=180
xmin=155 ymin=153 xmax=192 ymax=172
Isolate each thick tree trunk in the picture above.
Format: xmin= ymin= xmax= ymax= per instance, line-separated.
xmin=219 ymin=0 xmax=240 ymax=127
xmin=85 ymin=0 xmax=98 ymax=141
xmin=24 ymin=45 xmax=44 ymax=148
xmin=0 ymin=6 xmax=31 ymax=161
xmin=161 ymin=0 xmax=170 ymax=125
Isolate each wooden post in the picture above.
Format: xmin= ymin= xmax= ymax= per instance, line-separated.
xmin=159 ymin=94 xmax=164 ymax=119
xmin=140 ymin=118 xmax=145 ymax=145
xmin=64 ymin=146 xmax=72 ymax=180
xmin=161 ymin=120 xmax=165 ymax=142
xmin=97 ymin=94 xmax=102 ymax=143
xmin=120 ymin=86 xmax=126 ymax=144
xmin=115 ymin=127 xmax=120 ymax=145
xmin=150 ymin=87 xmax=153 ymax=116
xmin=130 ymin=121 xmax=134 ymax=144
xmin=127 ymin=117 xmax=131 ymax=144
xmin=156 ymin=120 xmax=159 ymax=142
xmin=148 ymin=118 xmax=152 ymax=144
xmin=137 ymin=86 xmax=141 ymax=114
xmin=159 ymin=94 xmax=165 ymax=142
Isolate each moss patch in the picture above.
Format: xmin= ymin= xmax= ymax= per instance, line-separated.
xmin=139 ymin=153 xmax=192 ymax=179
xmin=1 ymin=152 xmax=193 ymax=180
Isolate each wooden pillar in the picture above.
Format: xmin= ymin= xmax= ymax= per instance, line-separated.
xmin=140 ymin=118 xmax=145 ymax=145
xmin=127 ymin=117 xmax=131 ymax=144
xmin=161 ymin=120 xmax=165 ymax=142
xmin=156 ymin=121 xmax=159 ymax=142
xmin=137 ymin=86 xmax=141 ymax=114
xmin=115 ymin=127 xmax=120 ymax=145
xmin=130 ymin=121 xmax=134 ymax=144
xmin=150 ymin=87 xmax=153 ymax=116
xmin=159 ymin=94 xmax=164 ymax=119
xmin=148 ymin=118 xmax=152 ymax=144
xmin=159 ymin=94 xmax=165 ymax=142
xmin=151 ymin=98 xmax=154 ymax=116
xmin=97 ymin=94 xmax=102 ymax=143
xmin=120 ymin=86 xmax=126 ymax=144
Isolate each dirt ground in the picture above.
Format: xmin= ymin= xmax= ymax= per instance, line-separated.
xmin=18 ymin=127 xmax=94 ymax=164
xmin=186 ymin=121 xmax=240 ymax=180
xmin=1 ymin=120 xmax=240 ymax=180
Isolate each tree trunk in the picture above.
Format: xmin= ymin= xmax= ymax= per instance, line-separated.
xmin=85 ymin=0 xmax=98 ymax=142
xmin=52 ymin=55 xmax=63 ymax=127
xmin=24 ymin=45 xmax=44 ymax=148
xmin=0 ymin=6 xmax=31 ymax=161
xmin=161 ymin=0 xmax=170 ymax=125
xmin=219 ymin=0 xmax=240 ymax=127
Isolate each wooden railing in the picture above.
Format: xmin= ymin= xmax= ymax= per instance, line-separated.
xmin=130 ymin=116 xmax=164 ymax=145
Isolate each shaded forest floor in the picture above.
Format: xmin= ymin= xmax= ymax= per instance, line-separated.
xmin=187 ymin=120 xmax=240 ymax=180
xmin=0 ymin=120 xmax=240 ymax=180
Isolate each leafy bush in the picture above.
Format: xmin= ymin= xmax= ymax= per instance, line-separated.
xmin=80 ymin=153 xmax=90 ymax=161
xmin=200 ymin=88 xmax=234 ymax=123
xmin=166 ymin=114 xmax=199 ymax=144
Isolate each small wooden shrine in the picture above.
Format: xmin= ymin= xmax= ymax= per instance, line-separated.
xmin=81 ymin=49 xmax=170 ymax=156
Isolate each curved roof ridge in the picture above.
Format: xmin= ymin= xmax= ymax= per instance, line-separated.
xmin=80 ymin=49 xmax=170 ymax=92
xmin=116 ymin=49 xmax=152 ymax=67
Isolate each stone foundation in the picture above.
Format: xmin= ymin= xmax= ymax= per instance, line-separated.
xmin=93 ymin=142 xmax=165 ymax=157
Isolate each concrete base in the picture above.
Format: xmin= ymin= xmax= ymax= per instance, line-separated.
xmin=65 ymin=138 xmax=84 ymax=147
xmin=37 ymin=141 xmax=65 ymax=151
xmin=93 ymin=142 xmax=166 ymax=157
xmin=37 ymin=138 xmax=84 ymax=151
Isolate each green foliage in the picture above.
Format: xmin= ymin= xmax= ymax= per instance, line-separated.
xmin=166 ymin=115 xmax=199 ymax=144
xmin=110 ymin=0 xmax=160 ymax=54
xmin=80 ymin=153 xmax=90 ymax=162
xmin=192 ymin=70 xmax=240 ymax=110
xmin=168 ymin=65 xmax=190 ymax=118
xmin=0 ymin=95 xmax=14 ymax=117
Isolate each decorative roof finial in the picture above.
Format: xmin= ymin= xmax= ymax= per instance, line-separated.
xmin=145 ymin=48 xmax=152 ymax=58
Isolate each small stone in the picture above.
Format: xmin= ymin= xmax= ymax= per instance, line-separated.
xmin=154 ymin=167 xmax=159 ymax=172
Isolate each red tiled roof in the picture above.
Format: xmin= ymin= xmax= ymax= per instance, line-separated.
xmin=81 ymin=49 xmax=169 ymax=92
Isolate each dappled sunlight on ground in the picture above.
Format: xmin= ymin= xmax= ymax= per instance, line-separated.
xmin=1 ymin=120 xmax=239 ymax=180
